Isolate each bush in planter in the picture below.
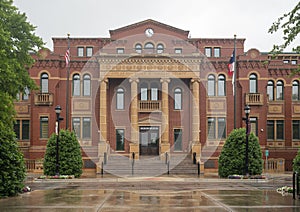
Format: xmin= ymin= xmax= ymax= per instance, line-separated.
xmin=218 ymin=128 xmax=263 ymax=178
xmin=293 ymin=149 xmax=300 ymax=173
xmin=43 ymin=130 xmax=83 ymax=178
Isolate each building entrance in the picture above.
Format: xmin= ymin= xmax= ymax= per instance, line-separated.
xmin=139 ymin=126 xmax=159 ymax=155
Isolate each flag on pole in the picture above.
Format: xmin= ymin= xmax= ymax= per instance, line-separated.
xmin=65 ymin=49 xmax=70 ymax=66
xmin=228 ymin=50 xmax=236 ymax=95
xmin=227 ymin=50 xmax=235 ymax=76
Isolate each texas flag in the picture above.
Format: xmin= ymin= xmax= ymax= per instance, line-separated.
xmin=227 ymin=50 xmax=235 ymax=76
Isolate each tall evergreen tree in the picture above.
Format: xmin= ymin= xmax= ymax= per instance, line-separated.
xmin=43 ymin=130 xmax=83 ymax=178
xmin=218 ymin=128 xmax=263 ymax=178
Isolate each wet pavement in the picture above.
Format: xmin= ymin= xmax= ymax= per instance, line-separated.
xmin=1 ymin=174 xmax=300 ymax=211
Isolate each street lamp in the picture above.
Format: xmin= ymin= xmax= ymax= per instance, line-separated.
xmin=55 ymin=105 xmax=63 ymax=176
xmin=244 ymin=104 xmax=250 ymax=176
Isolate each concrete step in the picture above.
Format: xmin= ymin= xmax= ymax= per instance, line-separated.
xmin=103 ymin=154 xmax=199 ymax=176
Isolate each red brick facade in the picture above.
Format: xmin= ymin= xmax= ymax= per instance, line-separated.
xmin=15 ymin=19 xmax=300 ymax=173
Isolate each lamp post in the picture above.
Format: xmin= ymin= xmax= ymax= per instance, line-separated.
xmin=55 ymin=105 xmax=62 ymax=176
xmin=244 ymin=104 xmax=250 ymax=176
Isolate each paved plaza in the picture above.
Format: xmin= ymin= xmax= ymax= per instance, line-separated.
xmin=1 ymin=174 xmax=300 ymax=211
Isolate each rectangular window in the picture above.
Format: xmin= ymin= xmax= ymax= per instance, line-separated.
xmin=151 ymin=88 xmax=158 ymax=101
xmin=276 ymin=120 xmax=284 ymax=140
xmin=283 ymin=60 xmax=289 ymax=64
xmin=214 ymin=47 xmax=221 ymax=57
xmin=117 ymin=48 xmax=124 ymax=54
xmin=82 ymin=117 xmax=91 ymax=139
xmin=40 ymin=117 xmax=49 ymax=139
xmin=22 ymin=87 xmax=29 ymax=100
xmin=208 ymin=118 xmax=216 ymax=139
xmin=141 ymin=88 xmax=148 ymax=101
xmin=86 ymin=47 xmax=93 ymax=57
xmin=72 ymin=117 xmax=81 ymax=138
xmin=14 ymin=120 xmax=20 ymax=139
xmin=116 ymin=91 xmax=124 ymax=110
xmin=116 ymin=129 xmax=125 ymax=151
xmin=293 ymin=120 xmax=300 ymax=140
xmin=291 ymin=60 xmax=297 ymax=65
xmin=205 ymin=47 xmax=212 ymax=57
xmin=267 ymin=120 xmax=284 ymax=140
xmin=22 ymin=120 xmax=30 ymax=140
xmin=250 ymin=117 xmax=258 ymax=136
xmin=267 ymin=120 xmax=274 ymax=140
xmin=77 ymin=47 xmax=84 ymax=57
xmin=217 ymin=118 xmax=226 ymax=139
xmin=175 ymin=48 xmax=182 ymax=54
xmin=174 ymin=129 xmax=182 ymax=151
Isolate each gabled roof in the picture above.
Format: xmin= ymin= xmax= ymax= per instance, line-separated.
xmin=109 ymin=19 xmax=189 ymax=39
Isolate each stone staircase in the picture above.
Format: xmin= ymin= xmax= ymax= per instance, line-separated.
xmin=168 ymin=153 xmax=199 ymax=175
xmin=103 ymin=153 xmax=198 ymax=177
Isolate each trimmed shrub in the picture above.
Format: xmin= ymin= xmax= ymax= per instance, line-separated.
xmin=218 ymin=128 xmax=263 ymax=178
xmin=43 ymin=130 xmax=82 ymax=178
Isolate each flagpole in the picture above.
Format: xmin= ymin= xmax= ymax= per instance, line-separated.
xmin=66 ymin=34 xmax=70 ymax=130
xmin=233 ymin=34 xmax=237 ymax=129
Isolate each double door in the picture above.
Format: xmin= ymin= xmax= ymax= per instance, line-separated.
xmin=139 ymin=126 xmax=159 ymax=155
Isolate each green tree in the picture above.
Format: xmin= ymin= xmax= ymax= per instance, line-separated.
xmin=218 ymin=128 xmax=263 ymax=178
xmin=0 ymin=0 xmax=43 ymax=197
xmin=293 ymin=149 xmax=300 ymax=173
xmin=43 ymin=130 xmax=83 ymax=178
xmin=269 ymin=2 xmax=300 ymax=71
xmin=0 ymin=93 xmax=26 ymax=197
xmin=0 ymin=0 xmax=43 ymax=96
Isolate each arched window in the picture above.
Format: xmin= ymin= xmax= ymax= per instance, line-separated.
xmin=157 ymin=44 xmax=164 ymax=54
xmin=174 ymin=88 xmax=182 ymax=110
xmin=41 ymin=73 xmax=48 ymax=93
xmin=72 ymin=74 xmax=80 ymax=96
xmin=144 ymin=42 xmax=154 ymax=53
xmin=135 ymin=43 xmax=142 ymax=54
xmin=249 ymin=73 xmax=257 ymax=93
xmin=116 ymin=88 xmax=124 ymax=110
xmin=276 ymin=80 xmax=284 ymax=100
xmin=218 ymin=74 xmax=226 ymax=96
xmin=207 ymin=74 xmax=215 ymax=96
xmin=293 ymin=80 xmax=300 ymax=101
xmin=267 ymin=80 xmax=274 ymax=101
xmin=83 ymin=74 xmax=91 ymax=96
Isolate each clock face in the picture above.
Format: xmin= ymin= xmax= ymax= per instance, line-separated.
xmin=145 ymin=28 xmax=154 ymax=37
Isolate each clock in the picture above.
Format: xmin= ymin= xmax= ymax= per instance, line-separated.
xmin=145 ymin=28 xmax=154 ymax=37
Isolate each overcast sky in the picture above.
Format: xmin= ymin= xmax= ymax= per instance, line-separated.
xmin=14 ymin=0 xmax=299 ymax=52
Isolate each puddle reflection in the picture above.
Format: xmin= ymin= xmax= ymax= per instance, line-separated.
xmin=0 ymin=189 xmax=299 ymax=211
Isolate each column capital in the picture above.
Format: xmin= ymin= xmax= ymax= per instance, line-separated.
xmin=191 ymin=78 xmax=200 ymax=83
xmin=129 ymin=77 xmax=139 ymax=83
xmin=160 ymin=78 xmax=170 ymax=84
xmin=100 ymin=78 xmax=109 ymax=84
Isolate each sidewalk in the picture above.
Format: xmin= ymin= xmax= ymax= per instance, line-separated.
xmin=0 ymin=173 xmax=298 ymax=211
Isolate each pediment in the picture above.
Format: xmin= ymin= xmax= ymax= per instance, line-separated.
xmin=109 ymin=19 xmax=189 ymax=40
xmin=138 ymin=115 xmax=162 ymax=125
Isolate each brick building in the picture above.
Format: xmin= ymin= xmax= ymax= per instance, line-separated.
xmin=15 ymin=19 xmax=300 ymax=174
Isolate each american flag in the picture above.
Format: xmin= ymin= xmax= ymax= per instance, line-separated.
xmin=65 ymin=49 xmax=70 ymax=66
